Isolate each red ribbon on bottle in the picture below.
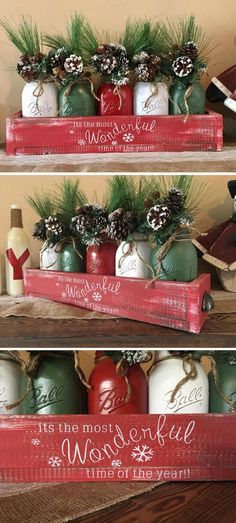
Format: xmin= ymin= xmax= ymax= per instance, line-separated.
xmin=6 ymin=248 xmax=30 ymax=280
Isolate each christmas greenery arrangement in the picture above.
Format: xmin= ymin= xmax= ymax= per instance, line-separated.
xmin=42 ymin=14 xmax=99 ymax=87
xmin=106 ymin=175 xmax=160 ymax=241
xmin=91 ymin=43 xmax=130 ymax=87
xmin=157 ymin=15 xmax=214 ymax=86
xmin=0 ymin=16 xmax=46 ymax=82
xmin=27 ymin=179 xmax=86 ymax=246
xmin=145 ymin=175 xmax=209 ymax=243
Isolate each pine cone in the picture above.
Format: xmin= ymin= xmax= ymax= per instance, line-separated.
xmin=172 ymin=56 xmax=193 ymax=77
xmin=44 ymin=216 xmax=63 ymax=236
xmin=147 ymin=205 xmax=172 ymax=231
xmin=32 ymin=219 xmax=47 ymax=241
xmin=182 ymin=41 xmax=198 ymax=60
xmin=108 ymin=208 xmax=136 ymax=240
xmin=164 ymin=188 xmax=184 ymax=214
xmin=64 ymin=54 xmax=83 ymax=74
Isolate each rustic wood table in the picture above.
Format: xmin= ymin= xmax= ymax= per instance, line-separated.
xmin=0 ymin=261 xmax=235 ymax=348
xmin=76 ymin=482 xmax=236 ymax=523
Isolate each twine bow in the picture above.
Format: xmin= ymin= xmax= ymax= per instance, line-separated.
xmin=149 ymin=353 xmax=198 ymax=403
xmin=58 ymin=77 xmax=100 ymax=116
xmin=208 ymin=355 xmax=236 ymax=413
xmin=144 ymin=82 xmax=159 ymax=110
xmin=146 ymin=225 xmax=207 ymax=288
xmin=113 ymin=85 xmax=122 ymax=111
xmin=32 ymin=80 xmax=44 ymax=114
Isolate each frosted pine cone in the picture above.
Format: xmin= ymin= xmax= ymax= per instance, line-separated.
xmin=147 ymin=205 xmax=172 ymax=231
xmin=32 ymin=219 xmax=47 ymax=241
xmin=133 ymin=52 xmax=149 ymax=64
xmin=64 ymin=54 xmax=83 ymax=74
xmin=172 ymin=56 xmax=193 ymax=77
xmin=164 ymin=188 xmax=184 ymax=214
xmin=17 ymin=53 xmax=44 ymax=81
xmin=122 ymin=350 xmax=150 ymax=365
xmin=181 ymin=41 xmax=199 ymax=60
xmin=107 ymin=208 xmax=136 ymax=240
xmin=45 ymin=216 xmax=63 ymax=236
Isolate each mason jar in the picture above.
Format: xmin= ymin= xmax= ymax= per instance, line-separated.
xmin=116 ymin=234 xmax=153 ymax=279
xmin=149 ymin=350 xmax=209 ymax=414
xmin=0 ymin=351 xmax=23 ymax=415
xmin=169 ymin=81 xmax=206 ymax=115
xmin=208 ymin=351 xmax=236 ymax=413
xmin=151 ymin=230 xmax=198 ymax=282
xmin=22 ymin=80 xmax=58 ymax=117
xmin=22 ymin=352 xmax=87 ymax=414
xmin=133 ymin=81 xmax=169 ymax=116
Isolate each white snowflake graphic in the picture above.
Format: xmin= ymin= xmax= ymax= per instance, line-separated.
xmin=112 ymin=140 xmax=118 ymax=146
xmin=122 ymin=133 xmax=134 ymax=143
xmin=92 ymin=292 xmax=102 ymax=302
xmin=48 ymin=456 xmax=63 ymax=468
xmin=78 ymin=139 xmax=86 ymax=146
xmin=131 ymin=445 xmax=154 ymax=463
xmin=111 ymin=460 xmax=122 ymax=468
xmin=31 ymin=438 xmax=41 ymax=446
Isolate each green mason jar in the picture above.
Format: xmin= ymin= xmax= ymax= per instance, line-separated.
xmin=22 ymin=352 xmax=87 ymax=414
xmin=59 ymin=241 xmax=86 ymax=273
xmin=209 ymin=351 xmax=236 ymax=413
xmin=151 ymin=231 xmax=198 ymax=282
xmin=169 ymin=82 xmax=206 ymax=115
xmin=59 ymin=80 xmax=97 ymax=117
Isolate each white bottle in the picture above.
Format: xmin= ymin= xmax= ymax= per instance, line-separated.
xmin=5 ymin=205 xmax=31 ymax=297
xmin=149 ymin=350 xmax=209 ymax=414
xmin=40 ymin=243 xmax=60 ymax=271
xmin=22 ymin=80 xmax=58 ymax=117
xmin=0 ymin=352 xmax=23 ymax=415
xmin=115 ymin=234 xmax=153 ymax=279
xmin=133 ymin=82 xmax=169 ymax=116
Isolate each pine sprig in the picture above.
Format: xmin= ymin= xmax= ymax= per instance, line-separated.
xmin=121 ymin=19 xmax=153 ymax=60
xmin=26 ymin=192 xmax=56 ymax=218
xmin=0 ymin=16 xmax=42 ymax=55
xmin=44 ymin=13 xmax=100 ymax=64
xmin=53 ymin=178 xmax=87 ymax=232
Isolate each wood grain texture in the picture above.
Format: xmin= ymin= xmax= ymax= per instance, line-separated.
xmin=74 ymin=482 xmax=236 ymax=523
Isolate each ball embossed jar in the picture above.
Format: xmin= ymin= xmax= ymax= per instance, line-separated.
xmin=149 ymin=351 xmax=209 ymax=414
xmin=88 ymin=352 xmax=147 ymax=414
xmin=86 ymin=242 xmax=118 ymax=275
xmin=22 ymin=352 xmax=87 ymax=415
xmin=116 ymin=234 xmax=153 ymax=279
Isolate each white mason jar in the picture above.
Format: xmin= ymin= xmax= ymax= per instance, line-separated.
xmin=133 ymin=82 xmax=169 ymax=116
xmin=0 ymin=352 xmax=23 ymax=415
xmin=115 ymin=234 xmax=153 ymax=279
xmin=22 ymin=80 xmax=58 ymax=117
xmin=149 ymin=350 xmax=209 ymax=414
xmin=40 ymin=243 xmax=60 ymax=271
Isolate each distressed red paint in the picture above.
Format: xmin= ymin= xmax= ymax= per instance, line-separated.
xmin=23 ymin=270 xmax=211 ymax=334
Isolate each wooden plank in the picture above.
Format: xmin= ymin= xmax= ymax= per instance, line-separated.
xmin=6 ymin=111 xmax=223 ymax=155
xmin=23 ymin=270 xmax=211 ymax=334
xmin=0 ymin=414 xmax=235 ymax=482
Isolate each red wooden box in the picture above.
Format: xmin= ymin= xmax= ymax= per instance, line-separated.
xmin=23 ymin=270 xmax=211 ymax=334
xmin=0 ymin=414 xmax=235 ymax=482
xmin=6 ymin=110 xmax=223 ymax=155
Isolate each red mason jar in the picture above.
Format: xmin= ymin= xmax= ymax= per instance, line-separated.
xmin=97 ymin=83 xmax=133 ymax=116
xmin=88 ymin=351 xmax=148 ymax=414
xmin=86 ymin=241 xmax=118 ymax=275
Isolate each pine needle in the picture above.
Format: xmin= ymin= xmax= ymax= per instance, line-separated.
xmin=53 ymin=178 xmax=87 ymax=230
xmin=0 ymin=16 xmax=42 ymax=55
xmin=121 ymin=19 xmax=153 ymax=59
xmin=26 ymin=192 xmax=56 ymax=218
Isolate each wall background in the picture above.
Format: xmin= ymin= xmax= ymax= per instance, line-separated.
xmin=0 ymin=174 xmax=235 ymax=279
xmin=0 ymin=0 xmax=236 ymax=142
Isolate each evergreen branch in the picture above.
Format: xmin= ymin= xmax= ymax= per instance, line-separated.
xmin=53 ymin=178 xmax=87 ymax=230
xmin=0 ymin=16 xmax=42 ymax=55
xmin=26 ymin=192 xmax=56 ymax=218
xmin=121 ymin=19 xmax=153 ymax=60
